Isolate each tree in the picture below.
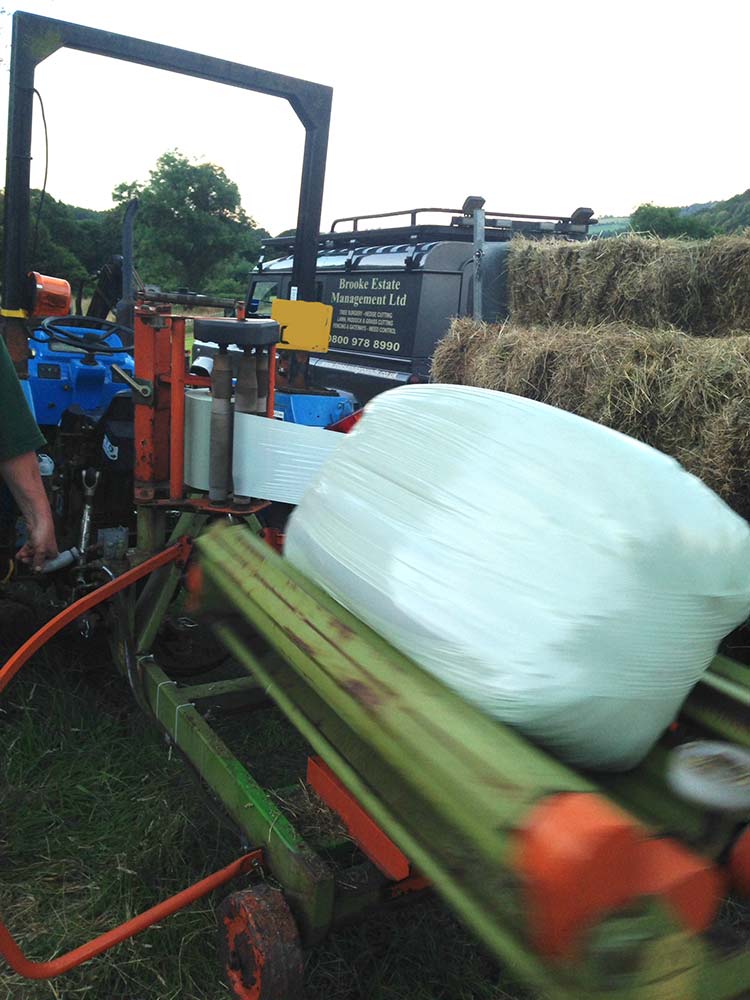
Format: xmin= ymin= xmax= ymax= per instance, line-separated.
xmin=0 ymin=151 xmax=266 ymax=299
xmin=690 ymin=189 xmax=750 ymax=233
xmin=113 ymin=151 xmax=265 ymax=294
xmin=631 ymin=203 xmax=715 ymax=239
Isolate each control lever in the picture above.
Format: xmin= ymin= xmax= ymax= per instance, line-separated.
xmin=110 ymin=363 xmax=152 ymax=400
xmin=78 ymin=469 xmax=101 ymax=558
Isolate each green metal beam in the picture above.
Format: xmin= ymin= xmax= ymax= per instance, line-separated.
xmin=708 ymin=655 xmax=750 ymax=688
xmin=141 ymin=659 xmax=335 ymax=944
xmin=135 ymin=511 xmax=206 ymax=652
xmin=179 ymin=675 xmax=265 ymax=710
xmin=596 ymin=746 xmax=710 ymax=846
xmin=699 ymin=951 xmax=750 ymax=1000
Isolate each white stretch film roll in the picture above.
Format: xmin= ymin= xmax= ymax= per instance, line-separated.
xmin=184 ymin=388 xmax=344 ymax=502
xmin=184 ymin=388 xmax=212 ymax=490
xmin=233 ymin=413 xmax=344 ymax=504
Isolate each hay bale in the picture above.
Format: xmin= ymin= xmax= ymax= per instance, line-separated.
xmin=431 ymin=318 xmax=750 ymax=518
xmin=507 ymin=234 xmax=750 ymax=335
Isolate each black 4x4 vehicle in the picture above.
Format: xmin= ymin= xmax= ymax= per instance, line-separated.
xmin=246 ymin=197 xmax=596 ymax=403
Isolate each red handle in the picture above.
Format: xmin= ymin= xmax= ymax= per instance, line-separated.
xmin=0 ymin=850 xmax=261 ymax=980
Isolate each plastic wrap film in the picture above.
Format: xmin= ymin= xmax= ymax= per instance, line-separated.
xmin=284 ymin=384 xmax=750 ymax=770
xmin=184 ymin=388 xmax=212 ymax=490
xmin=233 ymin=413 xmax=344 ymax=504
xmin=184 ymin=389 xmax=345 ymax=503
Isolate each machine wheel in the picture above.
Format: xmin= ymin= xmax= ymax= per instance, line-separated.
xmin=218 ymin=883 xmax=304 ymax=1000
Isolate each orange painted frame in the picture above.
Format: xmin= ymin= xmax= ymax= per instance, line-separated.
xmin=307 ymin=756 xmax=411 ymax=881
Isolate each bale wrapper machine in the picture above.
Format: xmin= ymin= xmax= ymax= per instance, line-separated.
xmin=1 ymin=13 xmax=750 ymax=1000
xmin=2 ymin=314 xmax=750 ymax=999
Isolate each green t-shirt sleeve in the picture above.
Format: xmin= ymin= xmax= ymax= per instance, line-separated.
xmin=0 ymin=335 xmax=45 ymax=462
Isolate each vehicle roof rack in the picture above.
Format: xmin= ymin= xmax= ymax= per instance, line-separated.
xmin=263 ymin=204 xmax=597 ymax=254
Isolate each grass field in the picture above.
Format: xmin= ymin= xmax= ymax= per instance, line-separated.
xmin=0 ymin=633 xmax=529 ymax=1000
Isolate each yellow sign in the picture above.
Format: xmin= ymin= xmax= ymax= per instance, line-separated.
xmin=271 ymin=299 xmax=333 ymax=353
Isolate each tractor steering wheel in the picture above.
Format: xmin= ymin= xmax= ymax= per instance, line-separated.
xmin=39 ymin=315 xmax=134 ymax=355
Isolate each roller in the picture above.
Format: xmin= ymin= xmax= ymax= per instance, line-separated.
xmin=208 ymin=349 xmax=234 ymax=503
xmin=256 ymin=348 xmax=269 ymax=416
xmin=233 ymin=349 xmax=258 ymax=505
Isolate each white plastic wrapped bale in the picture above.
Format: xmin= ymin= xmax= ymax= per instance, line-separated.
xmin=284 ymin=384 xmax=750 ymax=771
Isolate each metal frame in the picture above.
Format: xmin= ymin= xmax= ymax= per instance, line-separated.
xmin=2 ymin=11 xmax=331 ymax=311
xmin=193 ymin=525 xmax=750 ymax=1000
xmin=130 ymin=303 xmax=276 ymax=517
xmin=128 ymin=511 xmax=430 ymax=950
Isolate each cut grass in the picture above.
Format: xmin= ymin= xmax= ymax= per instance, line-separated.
xmin=0 ymin=642 xmax=237 ymax=1000
xmin=0 ymin=636 xmax=530 ymax=1000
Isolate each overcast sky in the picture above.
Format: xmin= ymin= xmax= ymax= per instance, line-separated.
xmin=0 ymin=0 xmax=747 ymax=236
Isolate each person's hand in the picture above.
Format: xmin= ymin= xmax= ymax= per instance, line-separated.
xmin=0 ymin=450 xmax=59 ymax=573
xmin=16 ymin=510 xmax=59 ymax=572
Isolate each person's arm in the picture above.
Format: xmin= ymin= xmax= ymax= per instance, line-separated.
xmin=0 ymin=334 xmax=58 ymax=570
xmin=0 ymin=450 xmax=58 ymax=570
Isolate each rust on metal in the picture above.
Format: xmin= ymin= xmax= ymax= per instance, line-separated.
xmin=341 ymin=678 xmax=385 ymax=711
xmin=280 ymin=623 xmax=317 ymax=660
xmin=326 ymin=617 xmax=358 ymax=642
xmin=218 ymin=885 xmax=303 ymax=1000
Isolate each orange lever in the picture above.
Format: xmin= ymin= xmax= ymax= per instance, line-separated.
xmin=0 ymin=535 xmax=256 ymax=984
xmin=0 ymin=850 xmax=260 ymax=980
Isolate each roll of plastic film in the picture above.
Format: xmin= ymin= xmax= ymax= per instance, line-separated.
xmin=184 ymin=388 xmax=212 ymax=490
xmin=184 ymin=389 xmax=345 ymax=503
xmin=233 ymin=413 xmax=344 ymax=504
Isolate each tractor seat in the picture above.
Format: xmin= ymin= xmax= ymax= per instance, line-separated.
xmin=193 ymin=317 xmax=280 ymax=348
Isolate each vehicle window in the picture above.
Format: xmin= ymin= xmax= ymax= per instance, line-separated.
xmin=248 ymin=279 xmax=279 ymax=315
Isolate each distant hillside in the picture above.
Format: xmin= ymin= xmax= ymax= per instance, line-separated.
xmin=679 ymin=200 xmax=717 ymax=217
xmin=690 ymin=189 xmax=750 ymax=233
xmin=591 ymin=190 xmax=750 ymax=238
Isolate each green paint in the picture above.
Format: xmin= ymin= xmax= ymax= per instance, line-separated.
xmin=197 ymin=524 xmax=750 ymax=999
xmin=135 ymin=511 xmax=206 ymax=652
xmin=141 ymin=659 xmax=335 ymax=943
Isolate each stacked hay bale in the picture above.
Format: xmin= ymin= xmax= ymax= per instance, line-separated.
xmin=430 ymin=233 xmax=750 ymax=516
xmin=431 ymin=320 xmax=750 ymax=518
xmin=507 ymin=234 xmax=750 ymax=334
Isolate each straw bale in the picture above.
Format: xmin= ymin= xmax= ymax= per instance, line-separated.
xmin=431 ymin=318 xmax=750 ymax=518
xmin=507 ymin=234 xmax=750 ymax=335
